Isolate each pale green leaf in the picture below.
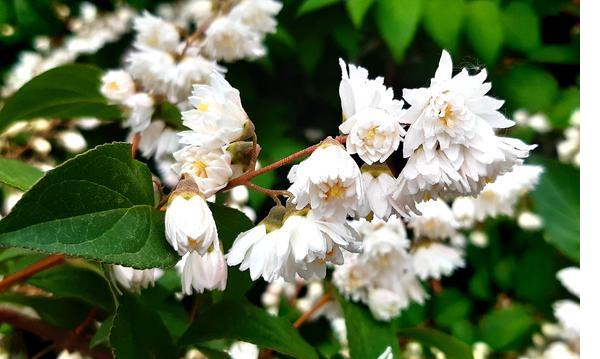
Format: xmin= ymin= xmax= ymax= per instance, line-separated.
xmin=0 ymin=158 xmax=43 ymax=191
xmin=502 ymin=2 xmax=541 ymax=53
xmin=465 ymin=1 xmax=503 ymax=65
xmin=375 ymin=0 xmax=423 ymax=62
xmin=423 ymin=0 xmax=465 ymax=52
xmin=346 ymin=0 xmax=375 ymax=28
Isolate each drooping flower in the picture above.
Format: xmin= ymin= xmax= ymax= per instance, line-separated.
xmin=337 ymin=59 xmax=405 ymax=164
xmin=123 ymin=92 xmax=154 ymax=133
xmin=407 ymin=199 xmax=458 ymax=240
xmin=100 ymin=70 xmax=135 ymax=103
xmin=112 ymin=265 xmax=163 ymax=293
xmin=179 ymin=72 xmax=250 ymax=149
xmin=202 ymin=17 xmax=265 ymax=62
xmin=411 ymin=241 xmax=465 ymax=280
xmin=165 ymin=190 xmax=218 ymax=256
xmin=172 ymin=145 xmax=233 ymax=197
xmin=288 ymin=138 xmax=363 ymax=220
xmin=229 ymin=0 xmax=283 ymax=34
xmin=133 ymin=12 xmax=180 ymax=53
xmin=178 ymin=245 xmax=227 ymax=295
xmin=357 ymin=164 xmax=396 ymax=219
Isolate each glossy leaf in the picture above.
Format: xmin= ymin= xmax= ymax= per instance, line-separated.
xmin=337 ymin=293 xmax=400 ymax=358
xmin=465 ymin=1 xmax=503 ymax=65
xmin=0 ymin=64 xmax=120 ymax=131
xmin=110 ymin=293 xmax=177 ymax=359
xmin=0 ymin=143 xmax=179 ymax=269
xmin=398 ymin=327 xmax=474 ymax=359
xmin=531 ymin=158 xmax=580 ymax=261
xmin=179 ymin=300 xmax=318 ymax=359
xmin=423 ymin=0 xmax=465 ymax=52
xmin=375 ymin=0 xmax=423 ymax=62
xmin=0 ymin=158 xmax=43 ymax=191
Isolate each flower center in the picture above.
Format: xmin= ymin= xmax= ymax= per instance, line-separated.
xmin=439 ymin=104 xmax=456 ymax=128
xmin=107 ymin=81 xmax=120 ymax=91
xmin=197 ymin=103 xmax=209 ymax=112
xmin=481 ymin=190 xmax=496 ymax=201
xmin=364 ymin=126 xmax=378 ymax=142
xmin=325 ymin=182 xmax=346 ymax=200
xmin=193 ymin=160 xmax=208 ymax=178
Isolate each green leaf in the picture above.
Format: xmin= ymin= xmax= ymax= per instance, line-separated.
xmin=375 ymin=0 xmax=423 ymax=62
xmin=110 ymin=293 xmax=177 ymax=359
xmin=548 ymin=88 xmax=579 ymax=128
xmin=0 ymin=64 xmax=121 ymax=132
xmin=0 ymin=158 xmax=43 ymax=191
xmin=28 ymin=264 xmax=116 ymax=312
xmin=501 ymin=2 xmax=541 ymax=53
xmin=531 ymin=158 xmax=580 ymax=261
xmin=346 ymin=0 xmax=375 ymax=28
xmin=0 ymin=143 xmax=179 ymax=269
xmin=91 ymin=314 xmax=115 ymax=348
xmin=0 ymin=293 xmax=91 ymax=329
xmin=297 ymin=0 xmax=341 ymax=16
xmin=515 ymin=245 xmax=561 ymax=308
xmin=432 ymin=289 xmax=472 ymax=328
xmin=465 ymin=1 xmax=503 ymax=65
xmin=423 ymin=0 xmax=465 ymax=52
xmin=530 ymin=44 xmax=580 ymax=64
xmin=337 ymin=293 xmax=400 ymax=359
xmin=497 ymin=65 xmax=559 ymax=112
xmin=479 ymin=305 xmax=536 ymax=351
xmin=179 ymin=299 xmax=318 ymax=359
xmin=398 ymin=327 xmax=474 ymax=359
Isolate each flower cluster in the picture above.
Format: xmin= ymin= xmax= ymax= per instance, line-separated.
xmin=557 ymin=109 xmax=580 ymax=167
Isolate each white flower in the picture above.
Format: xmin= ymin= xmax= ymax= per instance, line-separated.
xmin=172 ymin=146 xmax=233 ymax=197
xmin=288 ymin=139 xmax=363 ymax=220
xmin=332 ymin=253 xmax=374 ymax=302
xmin=553 ymin=300 xmax=580 ymax=336
xmin=112 ymin=265 xmax=163 ymax=293
xmin=407 ymin=200 xmax=458 ymax=240
xmin=178 ymin=246 xmax=227 ymax=295
xmin=358 ymin=165 xmax=395 ymax=219
xmin=57 ymin=130 xmax=87 ymax=153
xmin=133 ymin=12 xmax=180 ymax=53
xmin=411 ymin=242 xmax=465 ymax=280
xmin=180 ymin=72 xmax=250 ymax=149
xmin=124 ymin=92 xmax=154 ymax=133
xmin=358 ymin=215 xmax=409 ymax=265
xmin=377 ymin=346 xmax=393 ymax=359
xmin=340 ymin=108 xmax=404 ymax=164
xmin=543 ymin=342 xmax=580 ymax=359
xmin=338 ymin=59 xmax=404 ymax=120
xmin=202 ymin=17 xmax=264 ymax=62
xmin=452 ymin=196 xmax=476 ymax=229
xmin=368 ymin=288 xmax=405 ymax=321
xmin=165 ymin=193 xmax=218 ymax=255
xmin=517 ymin=211 xmax=543 ymax=231
xmin=228 ymin=341 xmax=260 ymax=359
xmin=230 ymin=185 xmax=250 ymax=204
xmin=557 ymin=267 xmax=580 ymax=298
xmin=393 ymin=51 xmax=535 ymax=211
xmin=100 ymin=70 xmax=135 ymax=103
xmin=229 ymin=0 xmax=282 ymax=34
xmin=528 ymin=113 xmax=552 ymax=133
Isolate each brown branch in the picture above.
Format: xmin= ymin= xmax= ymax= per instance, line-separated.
xmin=0 ymin=308 xmax=112 ymax=359
xmin=130 ymin=132 xmax=141 ymax=158
xmin=0 ymin=254 xmax=65 ymax=293
xmin=222 ymin=135 xmax=347 ymax=191
xmin=293 ymin=292 xmax=332 ymax=328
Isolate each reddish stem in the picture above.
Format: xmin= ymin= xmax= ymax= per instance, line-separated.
xmin=131 ymin=132 xmax=141 ymax=158
xmin=0 ymin=254 xmax=65 ymax=293
xmin=293 ymin=292 xmax=332 ymax=328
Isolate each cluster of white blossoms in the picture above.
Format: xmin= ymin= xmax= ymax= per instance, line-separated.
xmin=557 ymin=109 xmax=580 ymax=168
xmin=513 ymin=109 xmax=553 ymax=134
xmin=522 ymin=267 xmax=580 ymax=359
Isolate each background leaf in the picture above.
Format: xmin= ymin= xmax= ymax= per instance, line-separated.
xmin=423 ymin=0 xmax=465 ymax=53
xmin=497 ymin=65 xmax=559 ymax=112
xmin=375 ymin=0 xmax=423 ymax=62
xmin=531 ymin=158 xmax=580 ymax=261
xmin=346 ymin=0 xmax=375 ymax=28
xmin=179 ymin=300 xmax=319 ymax=359
xmin=0 ymin=158 xmax=43 ymax=191
xmin=0 ymin=64 xmax=120 ymax=131
xmin=398 ymin=327 xmax=474 ymax=359
xmin=297 ymin=0 xmax=341 ymax=16
xmin=337 ymin=293 xmax=401 ymax=359
xmin=465 ymin=1 xmax=503 ymax=65
xmin=501 ymin=2 xmax=541 ymax=54
xmin=479 ymin=305 xmax=536 ymax=351
xmin=0 ymin=143 xmax=178 ymax=268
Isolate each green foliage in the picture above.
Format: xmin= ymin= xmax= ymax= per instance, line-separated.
xmin=0 ymin=158 xmax=43 ymax=191
xmin=345 ymin=0 xmax=375 ymax=28
xmin=0 ymin=65 xmax=120 ymax=131
xmin=479 ymin=305 xmax=536 ymax=351
xmin=0 ymin=143 xmax=179 ymax=268
xmin=398 ymin=327 xmax=474 ymax=359
xmin=0 ymin=293 xmax=92 ymax=329
xmin=423 ymin=0 xmax=465 ymax=53
xmin=110 ymin=293 xmax=177 ymax=359
xmin=180 ymin=300 xmax=319 ymax=359
xmin=337 ymin=293 xmax=400 ymax=358
xmin=375 ymin=0 xmax=423 ymax=62
xmin=531 ymin=158 xmax=580 ymax=261
xmin=298 ymin=0 xmax=341 ymax=16
xmin=497 ymin=65 xmax=559 ymax=112
xmin=465 ymin=1 xmax=503 ymax=65
xmin=501 ymin=2 xmax=541 ymax=54
xmin=432 ymin=289 xmax=473 ymax=328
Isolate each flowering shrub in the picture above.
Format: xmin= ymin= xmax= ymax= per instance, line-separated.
xmin=0 ymin=1 xmax=579 ymax=358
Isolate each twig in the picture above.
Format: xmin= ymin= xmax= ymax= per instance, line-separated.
xmin=293 ymin=292 xmax=332 ymax=328
xmin=245 ymin=182 xmax=292 ymax=206
xmin=222 ymin=135 xmax=347 ymax=191
xmin=131 ymin=132 xmax=141 ymax=158
xmin=0 ymin=308 xmax=112 ymax=359
xmin=0 ymin=254 xmax=65 ymax=293
xmin=73 ymin=308 xmax=97 ymax=337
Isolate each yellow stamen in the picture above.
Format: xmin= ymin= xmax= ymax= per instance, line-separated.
xmin=439 ymin=105 xmax=455 ymax=128
xmin=364 ymin=126 xmax=378 ymax=142
xmin=193 ymin=161 xmax=208 ymax=178
xmin=197 ymin=103 xmax=209 ymax=112
xmin=325 ymin=182 xmax=346 ymax=200
xmin=107 ymin=81 xmax=119 ymax=91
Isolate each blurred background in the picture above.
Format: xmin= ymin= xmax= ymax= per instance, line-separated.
xmin=0 ymin=0 xmax=580 ymax=357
